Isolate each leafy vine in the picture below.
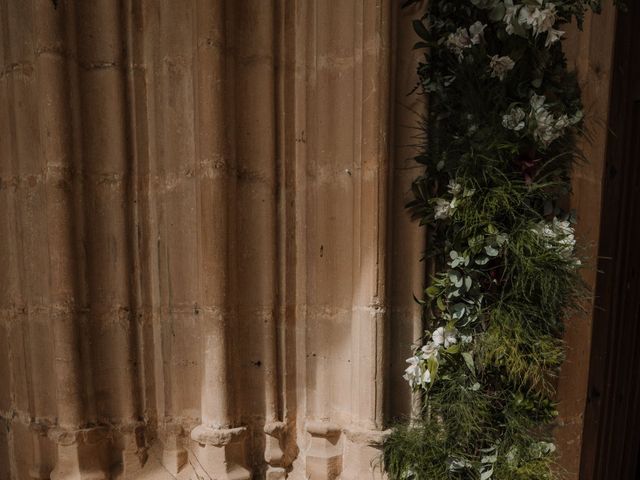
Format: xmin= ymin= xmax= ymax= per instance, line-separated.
xmin=384 ymin=1 xmax=614 ymax=479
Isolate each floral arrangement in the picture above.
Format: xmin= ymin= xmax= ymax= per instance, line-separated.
xmin=383 ymin=1 xmax=614 ymax=479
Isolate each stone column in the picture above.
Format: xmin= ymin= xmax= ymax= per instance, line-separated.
xmin=189 ymin=1 xmax=251 ymax=478
xmin=231 ymin=1 xmax=288 ymax=478
xmin=75 ymin=0 xmax=143 ymax=475
xmin=387 ymin=0 xmax=428 ymax=425
xmin=27 ymin=1 xmax=110 ymax=478
xmin=342 ymin=1 xmax=393 ymax=478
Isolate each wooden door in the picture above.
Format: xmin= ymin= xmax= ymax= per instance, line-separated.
xmin=580 ymin=3 xmax=640 ymax=479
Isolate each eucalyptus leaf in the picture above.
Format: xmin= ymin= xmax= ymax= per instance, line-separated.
xmin=426 ymin=286 xmax=439 ymax=298
xmin=451 ymin=303 xmax=467 ymax=319
xmin=476 ymin=255 xmax=490 ymax=265
xmin=462 ymin=351 xmax=475 ymax=375
xmin=489 ymin=3 xmax=506 ymax=21
xmin=485 ymin=245 xmax=500 ymax=257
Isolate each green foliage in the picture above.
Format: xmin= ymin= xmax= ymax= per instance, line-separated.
xmin=383 ymin=1 xmax=611 ymax=478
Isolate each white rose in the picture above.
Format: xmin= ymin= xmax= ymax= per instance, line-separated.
xmin=502 ymin=107 xmax=526 ymax=131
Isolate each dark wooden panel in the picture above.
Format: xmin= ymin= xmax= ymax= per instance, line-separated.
xmin=580 ymin=3 xmax=640 ymax=479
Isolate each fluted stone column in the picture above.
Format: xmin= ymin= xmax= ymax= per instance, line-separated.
xmin=189 ymin=1 xmax=251 ymax=478
xmin=75 ymin=1 xmax=144 ymax=476
xmin=17 ymin=1 xmax=110 ymax=479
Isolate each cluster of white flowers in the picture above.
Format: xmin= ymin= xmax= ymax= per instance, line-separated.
xmin=403 ymin=326 xmax=463 ymax=388
xmin=434 ymin=197 xmax=458 ymax=220
xmin=489 ymin=54 xmax=515 ymax=81
xmin=532 ymin=217 xmax=579 ymax=262
xmin=504 ymin=1 xmax=564 ymax=47
xmin=530 ymin=94 xmax=582 ymax=146
xmin=502 ymin=95 xmax=583 ymax=147
xmin=445 ymin=21 xmax=486 ymax=61
xmin=403 ymin=355 xmax=430 ymax=388
xmin=433 ymin=180 xmax=475 ymax=221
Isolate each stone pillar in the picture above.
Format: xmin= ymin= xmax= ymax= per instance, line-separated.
xmin=230 ymin=1 xmax=289 ymax=478
xmin=342 ymin=1 xmax=393 ymax=478
xmin=27 ymin=1 xmax=111 ymax=478
xmin=75 ymin=0 xmax=143 ymax=475
xmin=141 ymin=0 xmax=206 ymax=472
xmin=387 ymin=1 xmax=429 ymax=425
xmin=189 ymin=1 xmax=251 ymax=478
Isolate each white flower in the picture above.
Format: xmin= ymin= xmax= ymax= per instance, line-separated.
xmin=461 ymin=334 xmax=473 ymax=344
xmin=433 ymin=326 xmax=458 ymax=348
xmin=432 ymin=327 xmax=445 ymax=346
xmin=518 ymin=6 xmax=539 ymax=30
xmin=533 ymin=111 xmax=560 ymax=146
xmin=445 ymin=22 xmax=486 ymax=61
xmin=535 ymin=4 xmax=558 ymax=34
xmin=530 ymin=93 xmax=546 ymax=111
xmin=507 ymin=2 xmax=558 ymax=39
xmin=469 ymin=21 xmax=487 ymax=44
xmin=447 ymin=179 xmax=463 ymax=196
xmin=434 ymin=197 xmax=456 ymax=220
xmin=504 ymin=5 xmax=520 ymax=35
xmin=446 ymin=27 xmax=472 ymax=61
xmin=403 ymin=355 xmax=422 ymax=388
xmin=528 ymin=95 xmax=582 ymax=147
xmin=421 ymin=341 xmax=440 ymax=361
xmin=447 ymin=27 xmax=471 ymax=49
xmin=489 ymin=55 xmax=515 ymax=81
xmin=555 ymin=114 xmax=571 ymax=130
xmin=520 ymin=3 xmax=556 ymax=34
xmin=552 ymin=218 xmax=577 ymax=256
xmin=502 ymin=107 xmax=526 ymax=131
xmin=545 ymin=28 xmax=565 ymax=46
xmin=403 ymin=351 xmax=434 ymax=388
xmin=532 ymin=217 xmax=578 ymax=261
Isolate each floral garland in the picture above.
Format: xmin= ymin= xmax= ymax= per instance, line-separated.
xmin=384 ymin=1 xmax=613 ymax=479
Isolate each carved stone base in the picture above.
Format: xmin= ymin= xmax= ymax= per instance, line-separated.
xmin=159 ymin=424 xmax=187 ymax=475
xmin=305 ymin=421 xmax=343 ymax=480
xmin=264 ymin=420 xmax=287 ymax=477
xmin=161 ymin=447 xmax=188 ymax=476
xmin=111 ymin=424 xmax=148 ymax=479
xmin=341 ymin=427 xmax=391 ymax=480
xmin=266 ymin=466 xmax=287 ymax=479
xmin=190 ymin=425 xmax=251 ymax=479
xmin=29 ymin=423 xmax=51 ymax=480
xmin=49 ymin=427 xmax=109 ymax=480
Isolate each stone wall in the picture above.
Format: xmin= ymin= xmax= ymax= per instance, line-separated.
xmin=0 ymin=1 xmax=615 ymax=479
xmin=0 ymin=1 xmax=427 ymax=478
